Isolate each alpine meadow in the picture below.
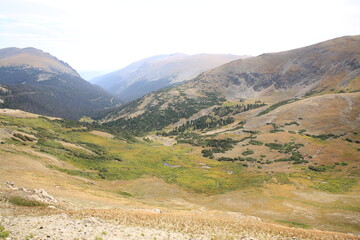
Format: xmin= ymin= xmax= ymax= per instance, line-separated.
xmin=0 ymin=1 xmax=360 ymax=239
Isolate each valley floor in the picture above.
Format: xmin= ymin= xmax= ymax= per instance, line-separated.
xmin=0 ymin=105 xmax=359 ymax=240
xmin=0 ymin=150 xmax=359 ymax=240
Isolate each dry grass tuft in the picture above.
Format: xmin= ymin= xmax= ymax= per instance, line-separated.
xmin=66 ymin=209 xmax=360 ymax=240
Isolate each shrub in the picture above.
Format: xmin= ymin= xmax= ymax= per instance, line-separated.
xmin=218 ymin=157 xmax=235 ymax=162
xmin=335 ymin=162 xmax=348 ymax=166
xmin=284 ymin=121 xmax=299 ymax=126
xmin=245 ymin=157 xmax=257 ymax=162
xmin=242 ymin=149 xmax=254 ymax=156
xmin=299 ymin=129 xmax=307 ymax=134
xmin=201 ymin=149 xmax=213 ymax=158
xmin=257 ymin=99 xmax=298 ymax=116
xmin=308 ymin=165 xmax=326 ymax=172
xmin=249 ymin=140 xmax=263 ymax=146
xmin=265 ymin=143 xmax=283 ymax=150
xmin=274 ymin=158 xmax=291 ymax=162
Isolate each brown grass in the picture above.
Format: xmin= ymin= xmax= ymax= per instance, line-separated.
xmin=63 ymin=208 xmax=360 ymax=240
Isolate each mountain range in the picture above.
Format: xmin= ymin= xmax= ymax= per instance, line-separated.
xmin=91 ymin=53 xmax=244 ymax=102
xmin=101 ymin=35 xmax=360 ymax=132
xmin=0 ymin=47 xmax=121 ymax=119
xmin=0 ymin=35 xmax=360 ymax=238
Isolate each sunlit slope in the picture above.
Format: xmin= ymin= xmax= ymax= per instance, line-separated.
xmin=189 ymin=35 xmax=360 ymax=101
xmin=101 ymin=35 xmax=360 ymax=132
xmin=0 ymin=108 xmax=359 ymax=235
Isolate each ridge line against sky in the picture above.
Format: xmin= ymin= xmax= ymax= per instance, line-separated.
xmin=0 ymin=0 xmax=359 ymax=74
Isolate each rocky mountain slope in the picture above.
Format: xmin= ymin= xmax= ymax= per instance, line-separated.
xmin=188 ymin=35 xmax=360 ymax=101
xmin=101 ymin=35 xmax=360 ymax=132
xmin=0 ymin=47 xmax=121 ymax=119
xmin=91 ymin=53 xmax=244 ymax=102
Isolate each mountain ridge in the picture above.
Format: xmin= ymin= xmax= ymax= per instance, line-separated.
xmin=101 ymin=35 xmax=360 ymax=133
xmin=91 ymin=53 xmax=246 ymax=102
xmin=188 ymin=35 xmax=360 ymax=101
xmin=0 ymin=47 xmax=121 ymax=119
xmin=0 ymin=47 xmax=80 ymax=77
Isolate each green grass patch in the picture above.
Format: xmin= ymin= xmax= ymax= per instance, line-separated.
xmin=0 ymin=224 xmax=9 ymax=238
xmin=291 ymin=171 xmax=358 ymax=193
xmin=8 ymin=196 xmax=47 ymax=207
xmin=276 ymin=220 xmax=312 ymax=229
xmin=0 ymin=231 xmax=9 ymax=239
xmin=257 ymin=99 xmax=299 ymax=116
xmin=0 ymin=113 xmax=294 ymax=194
xmin=117 ymin=191 xmax=132 ymax=197
xmin=48 ymin=165 xmax=100 ymax=179
xmin=311 ymin=177 xmax=357 ymax=193
xmin=274 ymin=173 xmax=291 ymax=184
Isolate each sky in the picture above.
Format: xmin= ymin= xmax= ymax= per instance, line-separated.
xmin=0 ymin=0 xmax=359 ymax=77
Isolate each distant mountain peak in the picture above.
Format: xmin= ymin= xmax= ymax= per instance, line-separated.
xmin=0 ymin=47 xmax=80 ymax=77
xmin=91 ymin=53 xmax=247 ymax=102
xmin=0 ymin=47 xmax=121 ymax=119
xmin=101 ymin=35 xmax=360 ymax=133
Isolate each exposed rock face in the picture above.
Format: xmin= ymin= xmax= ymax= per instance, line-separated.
xmin=4 ymin=181 xmax=57 ymax=204
xmin=188 ymin=35 xmax=360 ymax=101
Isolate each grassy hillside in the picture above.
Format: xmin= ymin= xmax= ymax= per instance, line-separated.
xmin=0 ymin=37 xmax=359 ymax=238
xmin=0 ymin=93 xmax=359 ymax=235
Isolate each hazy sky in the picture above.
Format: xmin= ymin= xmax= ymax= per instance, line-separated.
xmin=0 ymin=0 xmax=359 ymax=74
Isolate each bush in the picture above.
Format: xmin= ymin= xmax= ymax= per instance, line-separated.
xmin=335 ymin=162 xmax=348 ymax=166
xmin=308 ymin=165 xmax=326 ymax=172
xmin=265 ymin=143 xmax=283 ymax=150
xmin=257 ymin=99 xmax=298 ymax=116
xmin=274 ymin=158 xmax=291 ymax=162
xmin=201 ymin=149 xmax=213 ymax=158
xmin=218 ymin=157 xmax=234 ymax=162
xmin=249 ymin=140 xmax=263 ymax=146
xmin=284 ymin=121 xmax=299 ymax=126
xmin=299 ymin=129 xmax=307 ymax=134
xmin=245 ymin=157 xmax=257 ymax=162
xmin=242 ymin=149 xmax=254 ymax=156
